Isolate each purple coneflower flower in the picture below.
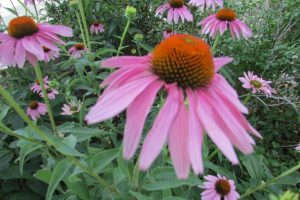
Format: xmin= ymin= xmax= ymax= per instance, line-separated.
xmin=68 ymin=43 xmax=88 ymax=58
xmin=30 ymin=76 xmax=50 ymax=93
xmin=188 ymin=0 xmax=223 ymax=10
xmin=90 ymin=22 xmax=104 ymax=35
xmin=61 ymin=100 xmax=82 ymax=115
xmin=26 ymin=101 xmax=47 ymax=120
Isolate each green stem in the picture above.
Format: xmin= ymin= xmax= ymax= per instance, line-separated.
xmin=241 ymin=162 xmax=300 ymax=198
xmin=207 ymin=148 xmax=219 ymax=161
xmin=33 ymin=0 xmax=40 ymax=22
xmin=16 ymin=0 xmax=37 ymax=20
xmin=211 ymin=35 xmax=220 ymax=54
xmin=0 ymin=85 xmax=53 ymax=145
xmin=243 ymin=93 xmax=252 ymax=104
xmin=0 ymin=16 xmax=7 ymax=29
xmin=132 ymin=160 xmax=140 ymax=190
xmin=9 ymin=0 xmax=19 ymax=17
xmin=78 ymin=0 xmax=91 ymax=50
xmin=75 ymin=11 xmax=87 ymax=47
xmin=34 ymin=64 xmax=58 ymax=135
xmin=117 ymin=18 xmax=131 ymax=56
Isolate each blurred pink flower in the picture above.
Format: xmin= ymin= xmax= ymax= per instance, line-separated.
xmin=42 ymin=46 xmax=59 ymax=62
xmin=201 ymin=174 xmax=240 ymax=200
xmin=0 ymin=16 xmax=72 ymax=68
xmin=24 ymin=0 xmax=43 ymax=5
xmin=61 ymin=100 xmax=82 ymax=115
xmin=155 ymin=0 xmax=193 ymax=24
xmin=30 ymin=76 xmax=50 ymax=93
xmin=188 ymin=0 xmax=223 ymax=10
xmin=68 ymin=43 xmax=88 ymax=58
xmin=39 ymin=88 xmax=59 ymax=100
xmin=296 ymin=144 xmax=300 ymax=151
xmin=26 ymin=101 xmax=47 ymax=120
xmin=90 ymin=22 xmax=105 ymax=34
xmin=85 ymin=34 xmax=260 ymax=179
xmin=239 ymin=71 xmax=275 ymax=95
xmin=199 ymin=8 xmax=252 ymax=39
xmin=163 ymin=28 xmax=176 ymax=39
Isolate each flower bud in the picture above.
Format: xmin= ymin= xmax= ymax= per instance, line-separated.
xmin=125 ymin=6 xmax=137 ymax=19
xmin=134 ymin=34 xmax=143 ymax=42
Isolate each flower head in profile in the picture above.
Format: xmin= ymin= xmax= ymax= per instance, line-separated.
xmin=24 ymin=0 xmax=43 ymax=5
xmin=201 ymin=174 xmax=240 ymax=200
xmin=61 ymin=100 xmax=82 ymax=115
xmin=42 ymin=46 xmax=59 ymax=62
xmin=26 ymin=101 xmax=47 ymax=120
xmin=39 ymin=88 xmax=59 ymax=100
xmin=30 ymin=76 xmax=50 ymax=93
xmin=188 ymin=0 xmax=223 ymax=10
xmin=90 ymin=22 xmax=105 ymax=35
xmin=68 ymin=43 xmax=88 ymax=58
xmin=239 ymin=71 xmax=275 ymax=95
xmin=199 ymin=8 xmax=252 ymax=39
xmin=163 ymin=28 xmax=176 ymax=39
xmin=0 ymin=16 xmax=72 ymax=68
xmin=155 ymin=0 xmax=193 ymax=24
xmin=85 ymin=34 xmax=260 ymax=179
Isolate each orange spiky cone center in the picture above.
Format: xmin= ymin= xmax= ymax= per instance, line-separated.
xmin=8 ymin=16 xmax=39 ymax=38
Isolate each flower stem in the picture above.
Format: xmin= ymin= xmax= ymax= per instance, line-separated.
xmin=75 ymin=11 xmax=87 ymax=47
xmin=132 ymin=160 xmax=140 ymax=190
xmin=78 ymin=0 xmax=91 ymax=50
xmin=243 ymin=93 xmax=252 ymax=104
xmin=240 ymin=162 xmax=300 ymax=198
xmin=9 ymin=0 xmax=19 ymax=17
xmin=207 ymin=148 xmax=219 ymax=161
xmin=0 ymin=84 xmax=53 ymax=145
xmin=16 ymin=0 xmax=37 ymax=20
xmin=211 ymin=35 xmax=220 ymax=54
xmin=117 ymin=18 xmax=131 ymax=56
xmin=33 ymin=0 xmax=40 ymax=22
xmin=34 ymin=63 xmax=58 ymax=135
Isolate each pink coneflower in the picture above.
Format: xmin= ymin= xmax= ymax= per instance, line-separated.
xmin=85 ymin=34 xmax=260 ymax=179
xmin=0 ymin=16 xmax=72 ymax=68
xmin=90 ymin=22 xmax=104 ymax=35
xmin=30 ymin=76 xmax=50 ymax=93
xmin=199 ymin=8 xmax=252 ymax=39
xmin=61 ymin=100 xmax=82 ymax=115
xmin=155 ymin=0 xmax=193 ymax=24
xmin=26 ymin=101 xmax=47 ymax=120
xmin=68 ymin=43 xmax=88 ymax=58
xmin=239 ymin=71 xmax=275 ymax=95
xmin=42 ymin=46 xmax=59 ymax=62
xmin=24 ymin=0 xmax=43 ymax=5
xmin=163 ymin=28 xmax=176 ymax=39
xmin=201 ymin=174 xmax=240 ymax=200
xmin=295 ymin=144 xmax=300 ymax=151
xmin=39 ymin=88 xmax=59 ymax=100
xmin=188 ymin=0 xmax=223 ymax=10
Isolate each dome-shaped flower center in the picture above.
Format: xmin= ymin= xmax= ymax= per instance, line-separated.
xmin=169 ymin=0 xmax=184 ymax=8
xmin=215 ymin=179 xmax=231 ymax=196
xmin=46 ymin=88 xmax=53 ymax=93
xmin=8 ymin=16 xmax=39 ymax=39
xmin=151 ymin=34 xmax=214 ymax=89
xmin=29 ymin=101 xmax=39 ymax=110
xmin=43 ymin=46 xmax=51 ymax=53
xmin=216 ymin=8 xmax=237 ymax=22
xmin=166 ymin=28 xmax=173 ymax=33
xmin=75 ymin=43 xmax=85 ymax=50
xmin=35 ymin=80 xmax=40 ymax=85
xmin=93 ymin=21 xmax=100 ymax=26
xmin=250 ymin=80 xmax=262 ymax=89
xmin=70 ymin=106 xmax=79 ymax=112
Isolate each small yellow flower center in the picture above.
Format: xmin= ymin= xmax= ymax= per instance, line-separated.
xmin=8 ymin=16 xmax=39 ymax=39
xmin=250 ymin=80 xmax=262 ymax=89
xmin=169 ymin=0 xmax=184 ymax=8
xmin=70 ymin=106 xmax=78 ymax=112
xmin=29 ymin=101 xmax=39 ymax=110
xmin=216 ymin=8 xmax=237 ymax=22
xmin=215 ymin=179 xmax=231 ymax=196
xmin=42 ymin=46 xmax=51 ymax=53
xmin=151 ymin=34 xmax=214 ymax=89
xmin=75 ymin=43 xmax=85 ymax=50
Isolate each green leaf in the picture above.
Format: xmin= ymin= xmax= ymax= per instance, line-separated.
xmin=129 ymin=191 xmax=152 ymax=200
xmin=88 ymin=148 xmax=118 ymax=173
xmin=117 ymin=146 xmax=131 ymax=179
xmin=0 ymin=150 xmax=13 ymax=171
xmin=46 ymin=159 xmax=73 ymax=200
xmin=66 ymin=178 xmax=90 ymax=200
xmin=18 ymin=140 xmax=43 ymax=175
xmin=35 ymin=168 xmax=52 ymax=184
xmin=0 ymin=106 xmax=9 ymax=121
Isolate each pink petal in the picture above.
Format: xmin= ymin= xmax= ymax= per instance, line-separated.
xmin=101 ymin=55 xmax=150 ymax=68
xmin=213 ymin=57 xmax=233 ymax=71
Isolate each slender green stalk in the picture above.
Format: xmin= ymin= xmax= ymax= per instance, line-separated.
xmin=211 ymin=35 xmax=220 ymax=54
xmin=75 ymin=11 xmax=87 ymax=47
xmin=117 ymin=19 xmax=131 ymax=56
xmin=67 ymin=156 xmax=120 ymax=197
xmin=78 ymin=0 xmax=91 ymax=49
xmin=241 ymin=162 xmax=300 ymax=198
xmin=243 ymin=93 xmax=252 ymax=104
xmin=33 ymin=0 xmax=40 ymax=22
xmin=34 ymin=64 xmax=58 ymax=135
xmin=0 ymin=85 xmax=53 ymax=145
xmin=16 ymin=0 xmax=37 ymax=19
xmin=132 ymin=160 xmax=140 ymax=190
xmin=207 ymin=148 xmax=219 ymax=161
xmin=9 ymin=0 xmax=19 ymax=17
xmin=0 ymin=16 xmax=7 ymax=29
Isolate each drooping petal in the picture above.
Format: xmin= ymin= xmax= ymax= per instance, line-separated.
xmin=101 ymin=55 xmax=151 ymax=69
xmin=213 ymin=57 xmax=233 ymax=71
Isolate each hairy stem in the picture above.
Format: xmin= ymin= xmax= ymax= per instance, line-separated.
xmin=117 ymin=19 xmax=131 ymax=56
xmin=78 ymin=0 xmax=91 ymax=49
